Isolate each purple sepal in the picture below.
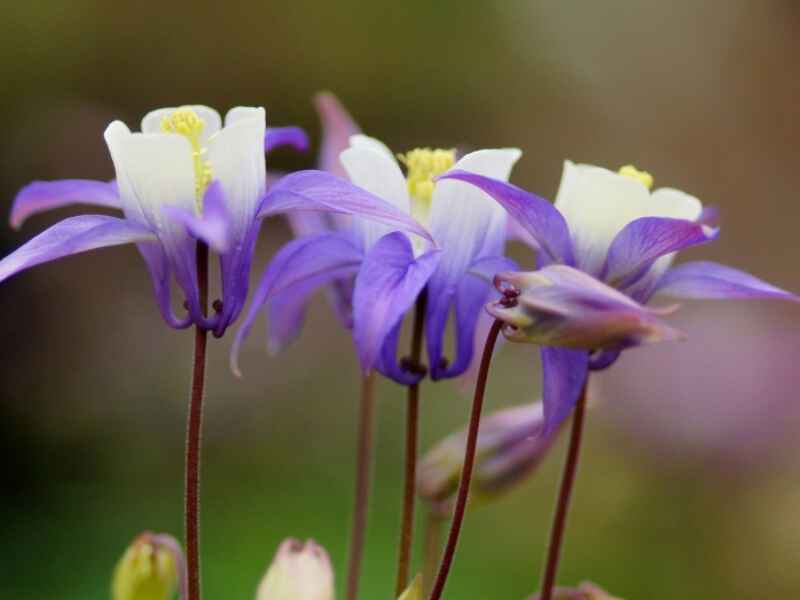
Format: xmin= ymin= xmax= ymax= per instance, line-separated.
xmin=602 ymin=216 xmax=718 ymax=288
xmin=264 ymin=126 xmax=310 ymax=154
xmin=10 ymin=179 xmax=121 ymax=229
xmin=258 ymin=170 xmax=435 ymax=245
xmin=588 ymin=348 xmax=622 ymax=371
xmin=540 ymin=347 xmax=589 ymax=435
xmin=0 ymin=214 xmax=155 ymax=284
xmin=162 ymin=182 xmax=232 ymax=253
xmin=436 ymin=170 xmax=574 ymax=266
xmin=655 ymin=260 xmax=799 ymax=301
xmin=468 ymin=255 xmax=519 ymax=283
xmin=230 ymin=232 xmax=364 ymax=375
xmin=353 ymin=231 xmax=441 ymax=374
xmin=314 ymin=92 xmax=360 ymax=179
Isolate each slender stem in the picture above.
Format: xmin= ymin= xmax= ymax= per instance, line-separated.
xmin=537 ymin=381 xmax=589 ymax=600
xmin=346 ymin=371 xmax=377 ymax=600
xmin=185 ymin=242 xmax=209 ymax=600
xmin=395 ymin=294 xmax=427 ymax=595
xmin=427 ymin=319 xmax=503 ymax=600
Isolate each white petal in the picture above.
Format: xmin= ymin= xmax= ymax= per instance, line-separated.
xmin=224 ymin=106 xmax=266 ymax=127
xmin=649 ymin=187 xmax=703 ymax=221
xmin=140 ymin=105 xmax=222 ymax=144
xmin=104 ymin=120 xmax=145 ymax=224
xmin=340 ymin=144 xmax=410 ymax=250
xmin=206 ymin=107 xmax=267 ymax=234
xmin=115 ymin=133 xmax=197 ymax=232
xmin=554 ymin=160 xmax=652 ymax=275
xmin=348 ymin=134 xmax=397 ymax=161
xmin=428 ymin=148 xmax=521 ymax=275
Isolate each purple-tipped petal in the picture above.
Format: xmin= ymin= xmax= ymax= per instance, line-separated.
xmin=468 ymin=255 xmax=519 ymax=283
xmin=541 ymin=347 xmax=589 ymax=434
xmin=654 ymin=260 xmax=799 ymax=301
xmin=314 ymin=92 xmax=360 ymax=178
xmin=0 ymin=214 xmax=155 ymax=284
xmin=602 ymin=216 xmax=718 ymax=288
xmin=258 ymin=170 xmax=434 ymax=244
xmin=11 ymin=179 xmax=121 ymax=229
xmin=264 ymin=126 xmax=310 ymax=154
xmin=230 ymin=232 xmax=364 ymax=375
xmin=436 ymin=170 xmax=574 ymax=266
xmin=162 ymin=182 xmax=232 ymax=253
xmin=137 ymin=242 xmax=192 ymax=329
xmin=353 ymin=232 xmax=441 ymax=374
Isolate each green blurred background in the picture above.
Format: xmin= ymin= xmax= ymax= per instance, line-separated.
xmin=1 ymin=1 xmax=800 ymax=598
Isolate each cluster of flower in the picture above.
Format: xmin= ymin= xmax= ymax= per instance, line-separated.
xmin=2 ymin=94 xmax=795 ymax=600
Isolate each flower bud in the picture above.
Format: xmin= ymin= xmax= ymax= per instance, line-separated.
xmin=397 ymin=574 xmax=423 ymax=600
xmin=488 ymin=265 xmax=682 ymax=350
xmin=528 ymin=581 xmax=623 ymax=600
xmin=418 ymin=401 xmax=557 ymax=512
xmin=112 ymin=532 xmax=184 ymax=600
xmin=256 ymin=538 xmax=334 ymax=600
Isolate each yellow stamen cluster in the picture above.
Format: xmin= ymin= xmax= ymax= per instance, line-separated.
xmin=160 ymin=107 xmax=213 ymax=209
xmin=618 ymin=164 xmax=654 ymax=190
xmin=398 ymin=148 xmax=456 ymax=224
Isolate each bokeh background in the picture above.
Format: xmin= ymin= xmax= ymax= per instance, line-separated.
xmin=1 ymin=1 xmax=799 ymax=598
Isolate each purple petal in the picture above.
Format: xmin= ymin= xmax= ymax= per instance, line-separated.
xmin=230 ymin=232 xmax=364 ymax=375
xmin=0 ymin=214 xmax=155 ymax=284
xmin=136 ymin=242 xmax=192 ymax=329
xmin=258 ymin=170 xmax=434 ymax=244
xmin=162 ymin=181 xmax=232 ymax=253
xmin=436 ymin=170 xmax=574 ymax=266
xmin=468 ymin=255 xmax=519 ymax=283
xmin=353 ymin=232 xmax=441 ymax=374
xmin=314 ymin=92 xmax=360 ymax=178
xmin=654 ymin=260 xmax=799 ymax=301
xmin=11 ymin=179 xmax=121 ymax=229
xmin=602 ymin=216 xmax=718 ymax=288
xmin=540 ymin=347 xmax=589 ymax=434
xmin=264 ymin=126 xmax=310 ymax=154
xmin=698 ymin=205 xmax=720 ymax=227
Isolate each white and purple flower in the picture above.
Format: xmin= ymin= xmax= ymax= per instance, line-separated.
xmin=233 ymin=95 xmax=522 ymax=383
xmin=441 ymin=162 xmax=798 ymax=432
xmin=1 ymin=105 xmax=423 ymax=337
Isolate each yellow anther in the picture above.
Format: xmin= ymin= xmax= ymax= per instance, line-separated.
xmin=398 ymin=148 xmax=456 ymax=224
xmin=618 ymin=164 xmax=654 ymax=190
xmin=160 ymin=107 xmax=213 ymax=209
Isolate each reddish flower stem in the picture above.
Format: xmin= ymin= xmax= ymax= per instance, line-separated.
xmin=185 ymin=242 xmax=209 ymax=600
xmin=346 ymin=371 xmax=377 ymax=600
xmin=537 ymin=380 xmax=589 ymax=600
xmin=427 ymin=319 xmax=503 ymax=600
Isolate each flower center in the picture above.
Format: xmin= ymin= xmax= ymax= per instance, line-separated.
xmin=398 ymin=148 xmax=456 ymax=224
xmin=618 ymin=164 xmax=653 ymax=190
xmin=160 ymin=107 xmax=214 ymax=211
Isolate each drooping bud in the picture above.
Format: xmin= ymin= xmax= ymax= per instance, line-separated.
xmin=418 ymin=401 xmax=557 ymax=512
xmin=487 ymin=265 xmax=683 ymax=351
xmin=111 ymin=532 xmax=184 ymax=600
xmin=528 ymin=581 xmax=623 ymax=600
xmin=256 ymin=538 xmax=334 ymax=600
xmin=397 ymin=574 xmax=423 ymax=600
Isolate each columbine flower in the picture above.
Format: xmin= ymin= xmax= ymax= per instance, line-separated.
xmin=256 ymin=538 xmax=334 ymax=600
xmin=2 ymin=105 xmax=422 ymax=336
xmin=112 ymin=532 xmax=185 ymax=600
xmin=440 ymin=162 xmax=798 ymax=431
xmin=418 ymin=400 xmax=557 ymax=513
xmin=233 ymin=96 xmax=521 ymax=382
xmin=528 ymin=581 xmax=623 ymax=600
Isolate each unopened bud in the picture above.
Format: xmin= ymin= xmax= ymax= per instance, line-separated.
xmin=112 ymin=532 xmax=184 ymax=600
xmin=418 ymin=401 xmax=557 ymax=512
xmin=528 ymin=581 xmax=623 ymax=600
xmin=256 ymin=538 xmax=334 ymax=600
xmin=397 ymin=574 xmax=423 ymax=600
xmin=487 ymin=265 xmax=682 ymax=351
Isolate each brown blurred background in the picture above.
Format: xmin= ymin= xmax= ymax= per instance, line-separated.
xmin=1 ymin=1 xmax=799 ymax=598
